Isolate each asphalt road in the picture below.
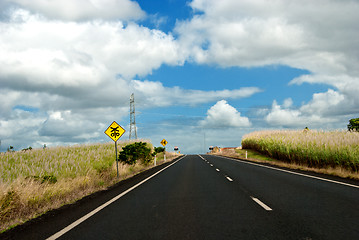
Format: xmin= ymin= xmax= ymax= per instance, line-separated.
xmin=2 ymin=154 xmax=359 ymax=239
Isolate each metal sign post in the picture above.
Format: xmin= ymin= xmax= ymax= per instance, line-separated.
xmin=115 ymin=140 xmax=118 ymax=178
xmin=161 ymin=139 xmax=168 ymax=161
xmin=105 ymin=121 xmax=126 ymax=179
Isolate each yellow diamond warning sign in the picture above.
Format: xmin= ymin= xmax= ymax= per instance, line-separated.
xmin=105 ymin=121 xmax=125 ymax=142
xmin=160 ymin=139 xmax=168 ymax=147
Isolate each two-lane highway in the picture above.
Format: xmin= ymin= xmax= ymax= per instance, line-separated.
xmin=52 ymin=154 xmax=276 ymax=239
xmin=3 ymin=155 xmax=359 ymax=239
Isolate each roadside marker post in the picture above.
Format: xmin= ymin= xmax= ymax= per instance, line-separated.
xmin=104 ymin=121 xmax=126 ymax=179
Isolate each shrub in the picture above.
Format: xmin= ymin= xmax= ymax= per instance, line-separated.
xmin=154 ymin=147 xmax=165 ymax=154
xmin=118 ymin=142 xmax=153 ymax=165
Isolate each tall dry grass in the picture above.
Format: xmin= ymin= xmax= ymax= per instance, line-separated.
xmin=0 ymin=140 xmax=176 ymax=232
xmin=241 ymin=130 xmax=359 ymax=171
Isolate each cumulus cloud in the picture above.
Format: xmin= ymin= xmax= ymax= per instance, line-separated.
xmin=0 ymin=109 xmax=47 ymax=150
xmin=178 ymin=0 xmax=359 ymax=74
xmin=290 ymin=74 xmax=359 ymax=115
xmin=0 ymin=6 xmax=185 ymax=150
xmin=265 ymin=100 xmax=302 ymax=128
xmin=0 ymin=5 xmax=260 ymax=149
xmin=0 ymin=10 xmax=183 ymax=87
xmin=1 ymin=0 xmax=359 ymax=151
xmin=132 ymin=80 xmax=261 ymax=107
xmin=176 ymin=0 xmax=359 ymax=130
xmin=200 ymin=100 xmax=251 ymax=128
xmin=4 ymin=0 xmax=145 ymax=21
xmin=264 ymin=94 xmax=346 ymax=129
xmin=299 ymin=89 xmax=346 ymax=116
xmin=0 ymin=8 xmax=187 ymax=125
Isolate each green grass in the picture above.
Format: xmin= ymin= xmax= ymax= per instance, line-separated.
xmin=235 ymin=149 xmax=276 ymax=162
xmin=0 ymin=140 xmax=175 ymax=233
xmin=241 ymin=130 xmax=359 ymax=171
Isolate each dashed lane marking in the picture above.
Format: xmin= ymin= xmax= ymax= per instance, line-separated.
xmin=251 ymin=197 xmax=273 ymax=211
xmin=217 ymin=155 xmax=359 ymax=190
xmin=226 ymin=176 xmax=233 ymax=182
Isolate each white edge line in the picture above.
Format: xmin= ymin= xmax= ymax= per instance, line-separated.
xmin=251 ymin=196 xmax=272 ymax=211
xmin=218 ymin=155 xmax=359 ymax=189
xmin=46 ymin=155 xmax=187 ymax=240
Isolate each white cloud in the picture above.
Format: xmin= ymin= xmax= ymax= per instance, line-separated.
xmin=132 ymin=80 xmax=261 ymax=107
xmin=1 ymin=0 xmax=359 ymax=151
xmin=5 ymin=0 xmax=145 ymax=21
xmin=0 ymin=7 xmax=190 ymax=148
xmin=176 ymin=0 xmax=359 ymax=129
xmin=0 ymin=109 xmax=46 ymax=150
xmin=299 ymin=89 xmax=346 ymax=116
xmin=200 ymin=100 xmax=251 ymax=128
xmin=178 ymin=0 xmax=359 ymax=74
xmin=0 ymin=4 xmax=262 ymax=150
xmin=283 ymin=98 xmax=293 ymax=109
xmin=0 ymin=11 xmax=183 ymax=88
xmin=290 ymin=74 xmax=359 ymax=112
xmin=264 ymin=93 xmax=348 ymax=129
xmin=265 ymin=100 xmax=302 ymax=128
xmin=290 ymin=74 xmax=359 ymax=116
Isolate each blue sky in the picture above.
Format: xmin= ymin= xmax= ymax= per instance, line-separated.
xmin=137 ymin=0 xmax=192 ymax=32
xmin=0 ymin=0 xmax=358 ymax=153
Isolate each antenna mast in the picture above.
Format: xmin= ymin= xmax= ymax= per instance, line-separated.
xmin=129 ymin=93 xmax=137 ymax=140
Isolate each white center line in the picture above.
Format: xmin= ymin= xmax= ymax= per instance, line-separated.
xmin=226 ymin=176 xmax=233 ymax=182
xmin=216 ymin=168 xmax=220 ymax=172
xmin=251 ymin=196 xmax=273 ymax=211
xmin=210 ymin=164 xmax=213 ymax=167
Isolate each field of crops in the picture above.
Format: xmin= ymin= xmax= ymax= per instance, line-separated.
xmin=241 ymin=130 xmax=359 ymax=171
xmin=0 ymin=140 xmax=175 ymax=232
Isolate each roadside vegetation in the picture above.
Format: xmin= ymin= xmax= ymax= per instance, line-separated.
xmin=238 ymin=130 xmax=359 ymax=178
xmin=0 ymin=141 xmax=178 ymax=232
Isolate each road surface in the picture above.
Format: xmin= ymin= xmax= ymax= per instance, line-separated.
xmin=2 ymin=155 xmax=359 ymax=239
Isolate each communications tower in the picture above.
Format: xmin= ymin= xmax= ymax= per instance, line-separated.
xmin=129 ymin=93 xmax=137 ymax=140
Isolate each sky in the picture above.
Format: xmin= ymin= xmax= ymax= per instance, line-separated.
xmin=0 ymin=0 xmax=358 ymax=153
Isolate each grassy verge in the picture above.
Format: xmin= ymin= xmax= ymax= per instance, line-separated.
xmin=0 ymin=141 xmax=180 ymax=232
xmin=214 ymin=148 xmax=359 ymax=180
xmin=212 ymin=130 xmax=359 ymax=180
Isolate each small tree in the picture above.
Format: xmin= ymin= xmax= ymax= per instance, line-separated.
xmin=154 ymin=147 xmax=165 ymax=154
xmin=348 ymin=118 xmax=359 ymax=132
xmin=118 ymin=142 xmax=153 ymax=165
